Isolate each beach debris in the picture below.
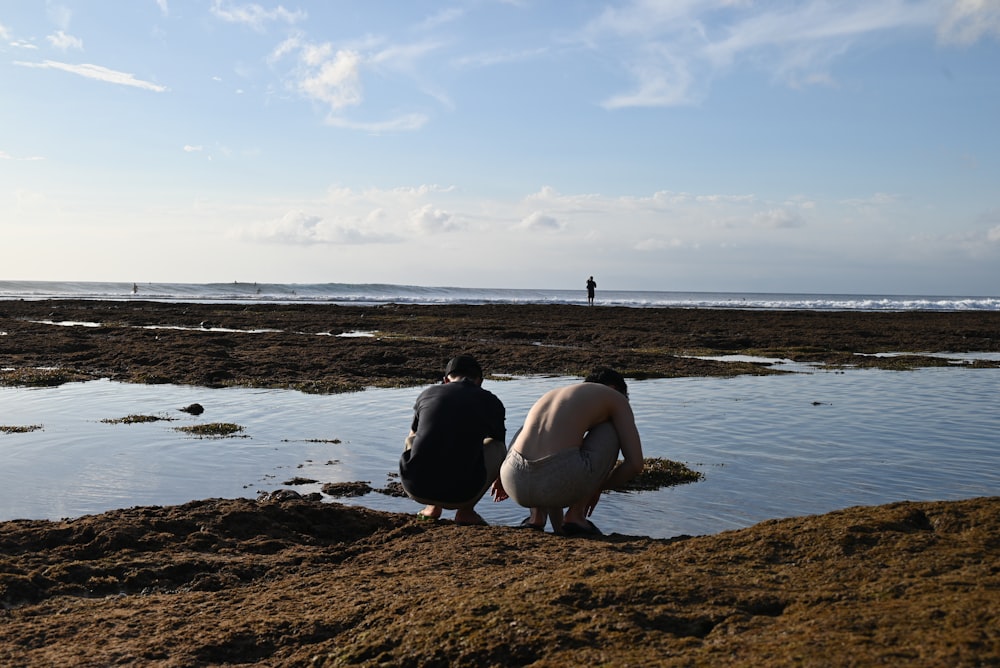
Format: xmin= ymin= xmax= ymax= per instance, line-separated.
xmin=0 ymin=368 xmax=89 ymax=387
xmin=375 ymin=481 xmax=408 ymax=498
xmin=282 ymin=477 xmax=319 ymax=486
xmin=610 ymin=457 xmax=704 ymax=492
xmin=322 ymin=481 xmax=373 ymax=498
xmin=179 ymin=403 xmax=205 ymax=415
xmin=1 ymin=424 xmax=43 ymax=434
xmin=174 ymin=422 xmax=245 ymax=438
xmin=101 ymin=414 xmax=171 ymax=425
xmin=258 ymin=489 xmax=304 ymax=502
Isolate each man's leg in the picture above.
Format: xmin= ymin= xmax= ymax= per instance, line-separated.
xmin=563 ymin=422 xmax=619 ymax=527
xmin=453 ymin=437 xmax=506 ymax=525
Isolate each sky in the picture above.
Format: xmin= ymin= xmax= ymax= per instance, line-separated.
xmin=1 ymin=1 xmax=999 ymax=295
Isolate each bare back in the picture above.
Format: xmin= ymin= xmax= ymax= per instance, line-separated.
xmin=512 ymin=382 xmax=642 ymax=465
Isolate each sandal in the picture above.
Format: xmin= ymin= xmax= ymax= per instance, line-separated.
xmin=560 ymin=520 xmax=602 ymax=536
xmin=517 ymin=517 xmax=544 ymax=531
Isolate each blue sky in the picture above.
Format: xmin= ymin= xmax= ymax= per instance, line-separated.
xmin=2 ymin=1 xmax=998 ymax=294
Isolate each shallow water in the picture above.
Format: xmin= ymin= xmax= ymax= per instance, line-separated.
xmin=1 ymin=366 xmax=998 ymax=538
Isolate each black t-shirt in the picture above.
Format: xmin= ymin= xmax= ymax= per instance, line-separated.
xmin=399 ymin=380 xmax=505 ymax=503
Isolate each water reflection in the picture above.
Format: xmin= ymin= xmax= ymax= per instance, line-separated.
xmin=1 ymin=367 xmax=998 ymax=538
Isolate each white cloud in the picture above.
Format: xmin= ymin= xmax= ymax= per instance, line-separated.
xmin=210 ymin=0 xmax=306 ymax=31
xmin=298 ymin=46 xmax=363 ymax=110
xmin=939 ymin=0 xmax=1000 ymax=45
xmin=602 ymin=45 xmax=697 ymax=108
xmin=15 ymin=60 xmax=168 ymax=92
xmin=183 ymin=145 xmax=203 ymax=152
xmin=156 ymin=0 xmax=169 ymax=16
xmin=0 ymin=150 xmax=44 ymax=161
xmin=752 ymin=208 xmax=805 ymax=229
xmin=271 ymin=35 xmax=435 ymax=131
xmin=324 ymin=114 xmax=429 ymax=132
xmin=988 ymin=225 xmax=1000 ymax=243
xmin=581 ymin=0 xmax=999 ymax=109
xmin=416 ymin=7 xmax=467 ymax=31
xmin=240 ymin=210 xmax=397 ymax=245
xmin=47 ymin=30 xmax=83 ymax=51
xmin=410 ymin=204 xmax=460 ymax=233
xmin=519 ymin=211 xmax=562 ymax=231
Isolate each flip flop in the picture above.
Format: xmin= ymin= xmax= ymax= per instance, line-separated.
xmin=415 ymin=512 xmax=439 ymax=521
xmin=560 ymin=520 xmax=602 ymax=536
xmin=517 ymin=517 xmax=544 ymax=531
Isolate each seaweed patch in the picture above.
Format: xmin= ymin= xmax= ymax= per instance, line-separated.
xmin=174 ymin=423 xmax=246 ymax=438
xmin=611 ymin=457 xmax=704 ymax=492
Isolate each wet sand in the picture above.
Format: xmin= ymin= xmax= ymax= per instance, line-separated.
xmin=3 ymin=300 xmax=999 ymax=391
xmin=1 ymin=300 xmax=999 ymax=666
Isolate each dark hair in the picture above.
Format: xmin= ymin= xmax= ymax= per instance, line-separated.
xmin=585 ymin=367 xmax=627 ymax=396
xmin=444 ymin=355 xmax=483 ymax=380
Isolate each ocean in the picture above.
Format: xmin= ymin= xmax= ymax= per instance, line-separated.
xmin=1 ymin=279 xmax=998 ymax=311
xmin=1 ymin=280 xmax=998 ymax=537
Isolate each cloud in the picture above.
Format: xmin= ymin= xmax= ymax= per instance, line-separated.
xmin=241 ymin=210 xmax=396 ymax=245
xmin=519 ymin=211 xmax=562 ymax=231
xmin=210 ymin=0 xmax=306 ymax=31
xmin=0 ymin=150 xmax=44 ymax=161
xmin=410 ymin=204 xmax=460 ymax=233
xmin=323 ymin=113 xmax=429 ymax=132
xmin=297 ymin=46 xmax=363 ymax=110
xmin=47 ymin=30 xmax=83 ymax=51
xmin=233 ymin=185 xmax=466 ymax=245
xmin=581 ymin=0 xmax=1000 ymax=109
xmin=183 ymin=145 xmax=203 ymax=152
xmin=415 ymin=7 xmax=467 ymax=31
xmin=15 ymin=60 xmax=168 ymax=92
xmin=939 ymin=0 xmax=1000 ymax=45
xmin=156 ymin=0 xmax=169 ymax=16
xmin=988 ymin=225 xmax=1000 ymax=243
xmin=602 ymin=45 xmax=697 ymax=108
xmin=752 ymin=208 xmax=805 ymax=229
xmin=270 ymin=35 xmax=435 ymax=131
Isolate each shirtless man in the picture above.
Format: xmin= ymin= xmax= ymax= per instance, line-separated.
xmin=493 ymin=368 xmax=643 ymax=535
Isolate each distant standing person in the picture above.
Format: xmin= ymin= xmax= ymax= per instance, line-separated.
xmin=399 ymin=355 xmax=507 ymax=526
xmin=586 ymin=276 xmax=597 ymax=305
xmin=493 ymin=367 xmax=644 ymax=536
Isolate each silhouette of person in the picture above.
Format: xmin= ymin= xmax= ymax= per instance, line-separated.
xmin=586 ymin=276 xmax=596 ymax=306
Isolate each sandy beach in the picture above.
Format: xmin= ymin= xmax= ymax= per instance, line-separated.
xmin=2 ymin=300 xmax=999 ymax=666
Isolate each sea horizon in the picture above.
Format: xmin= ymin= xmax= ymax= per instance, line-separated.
xmin=1 ymin=279 xmax=998 ymax=311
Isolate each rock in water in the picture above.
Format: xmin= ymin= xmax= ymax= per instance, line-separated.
xmin=179 ymin=403 xmax=205 ymax=415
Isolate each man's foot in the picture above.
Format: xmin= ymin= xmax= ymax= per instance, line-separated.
xmin=517 ymin=517 xmax=544 ymax=530
xmin=416 ymin=505 xmax=441 ymax=520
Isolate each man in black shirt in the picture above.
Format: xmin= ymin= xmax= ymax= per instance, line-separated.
xmin=399 ymin=355 xmax=506 ymax=525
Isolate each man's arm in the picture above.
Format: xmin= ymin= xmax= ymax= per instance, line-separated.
xmin=602 ymin=396 xmax=644 ymax=490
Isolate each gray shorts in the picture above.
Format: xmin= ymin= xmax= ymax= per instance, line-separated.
xmin=499 ymin=422 xmax=619 ymax=508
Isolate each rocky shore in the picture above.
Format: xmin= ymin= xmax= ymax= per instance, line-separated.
xmin=1 ymin=300 xmax=998 ymax=666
